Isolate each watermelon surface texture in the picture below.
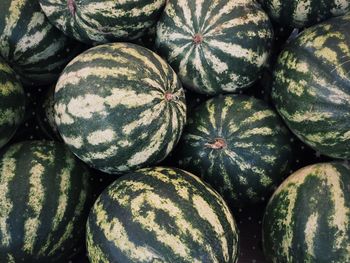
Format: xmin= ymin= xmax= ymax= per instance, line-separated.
xmin=175 ymin=95 xmax=293 ymax=207
xmin=263 ymin=162 xmax=350 ymax=262
xmin=156 ymin=0 xmax=274 ymax=95
xmin=272 ymin=14 xmax=350 ymax=159
xmin=0 ymin=0 xmax=83 ymax=86
xmin=0 ymin=58 xmax=25 ymax=149
xmin=261 ymin=0 xmax=350 ymax=28
xmin=0 ymin=140 xmax=92 ymax=262
xmin=86 ymin=167 xmax=239 ymax=263
xmin=39 ymin=0 xmax=166 ymax=44
xmin=54 ymin=43 xmax=187 ymax=174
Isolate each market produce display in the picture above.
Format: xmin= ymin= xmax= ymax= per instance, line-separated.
xmin=86 ymin=167 xmax=239 ymax=263
xmin=0 ymin=58 xmax=25 ymax=149
xmin=174 ymin=94 xmax=293 ymax=207
xmin=54 ymin=42 xmax=187 ymax=174
xmin=156 ymin=0 xmax=273 ymax=95
xmin=263 ymin=162 xmax=350 ymax=262
xmin=272 ymin=14 xmax=350 ymax=160
xmin=39 ymin=0 xmax=166 ymax=44
xmin=0 ymin=0 xmax=348 ymax=261
xmin=0 ymin=0 xmax=83 ymax=86
xmin=0 ymin=141 xmax=92 ymax=262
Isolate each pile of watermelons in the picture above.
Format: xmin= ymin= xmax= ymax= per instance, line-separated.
xmin=0 ymin=0 xmax=349 ymax=262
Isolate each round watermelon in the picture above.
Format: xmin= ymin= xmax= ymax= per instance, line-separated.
xmin=263 ymin=162 xmax=350 ymax=262
xmin=174 ymin=94 xmax=293 ymax=207
xmin=0 ymin=140 xmax=92 ymax=262
xmin=0 ymin=0 xmax=83 ymax=86
xmin=54 ymin=43 xmax=187 ymax=174
xmin=261 ymin=0 xmax=350 ymax=28
xmin=39 ymin=0 xmax=166 ymax=44
xmin=0 ymin=58 xmax=25 ymax=149
xmin=271 ymin=15 xmax=350 ymax=159
xmin=155 ymin=0 xmax=274 ymax=95
xmin=86 ymin=166 xmax=239 ymax=263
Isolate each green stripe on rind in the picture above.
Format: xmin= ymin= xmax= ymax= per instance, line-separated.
xmin=175 ymin=94 xmax=293 ymax=207
xmin=263 ymin=162 xmax=350 ymax=262
xmin=0 ymin=141 xmax=92 ymax=262
xmin=86 ymin=167 xmax=239 ymax=263
xmin=271 ymin=15 xmax=350 ymax=160
xmin=39 ymin=0 xmax=166 ymax=44
xmin=54 ymin=42 xmax=187 ymax=174
xmin=0 ymin=0 xmax=83 ymax=86
xmin=0 ymin=58 xmax=25 ymax=149
xmin=155 ymin=0 xmax=273 ymax=95
xmin=261 ymin=0 xmax=350 ymax=28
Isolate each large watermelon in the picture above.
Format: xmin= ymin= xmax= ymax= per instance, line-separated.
xmin=54 ymin=43 xmax=187 ymax=174
xmin=0 ymin=0 xmax=83 ymax=86
xmin=39 ymin=0 xmax=166 ymax=44
xmin=86 ymin=166 xmax=239 ymax=263
xmin=174 ymin=95 xmax=293 ymax=207
xmin=263 ymin=162 xmax=350 ymax=262
xmin=0 ymin=58 xmax=25 ymax=149
xmin=0 ymin=140 xmax=92 ymax=262
xmin=271 ymin=15 xmax=350 ymax=159
xmin=261 ymin=0 xmax=350 ymax=28
xmin=155 ymin=0 xmax=274 ymax=95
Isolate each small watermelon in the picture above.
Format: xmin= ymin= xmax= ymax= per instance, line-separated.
xmin=174 ymin=94 xmax=293 ymax=207
xmin=39 ymin=0 xmax=166 ymax=44
xmin=263 ymin=162 xmax=350 ymax=262
xmin=0 ymin=140 xmax=92 ymax=262
xmin=54 ymin=43 xmax=187 ymax=174
xmin=86 ymin=166 xmax=239 ymax=263
xmin=271 ymin=14 xmax=350 ymax=159
xmin=155 ymin=0 xmax=273 ymax=95
xmin=0 ymin=58 xmax=25 ymax=149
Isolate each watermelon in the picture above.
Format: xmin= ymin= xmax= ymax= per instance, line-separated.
xmin=261 ymin=0 xmax=350 ymax=28
xmin=271 ymin=15 xmax=350 ymax=160
xmin=86 ymin=166 xmax=239 ymax=263
xmin=0 ymin=0 xmax=83 ymax=86
xmin=0 ymin=58 xmax=25 ymax=149
xmin=39 ymin=0 xmax=166 ymax=44
xmin=174 ymin=94 xmax=293 ymax=207
xmin=263 ymin=162 xmax=350 ymax=262
xmin=54 ymin=43 xmax=187 ymax=174
xmin=0 ymin=140 xmax=92 ymax=262
xmin=155 ymin=0 xmax=274 ymax=95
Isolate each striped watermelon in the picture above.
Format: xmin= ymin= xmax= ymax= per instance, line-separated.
xmin=155 ymin=0 xmax=274 ymax=95
xmin=0 ymin=0 xmax=83 ymax=86
xmin=39 ymin=0 xmax=166 ymax=44
xmin=86 ymin=166 xmax=239 ymax=263
xmin=261 ymin=0 xmax=350 ymax=28
xmin=271 ymin=15 xmax=350 ymax=160
xmin=0 ymin=140 xmax=92 ymax=262
xmin=0 ymin=58 xmax=25 ymax=149
xmin=263 ymin=162 xmax=350 ymax=262
xmin=54 ymin=43 xmax=187 ymax=174
xmin=174 ymin=95 xmax=293 ymax=207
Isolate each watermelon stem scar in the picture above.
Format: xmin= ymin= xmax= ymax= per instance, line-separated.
xmin=205 ymin=138 xmax=227 ymax=149
xmin=67 ymin=0 xmax=76 ymax=16
xmin=165 ymin=92 xmax=176 ymax=101
xmin=193 ymin=33 xmax=203 ymax=44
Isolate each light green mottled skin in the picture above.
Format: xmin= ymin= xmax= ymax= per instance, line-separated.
xmin=54 ymin=42 xmax=187 ymax=174
xmin=156 ymin=0 xmax=274 ymax=95
xmin=0 ymin=140 xmax=92 ymax=262
xmin=0 ymin=58 xmax=25 ymax=149
xmin=262 ymin=0 xmax=350 ymax=28
xmin=272 ymin=15 xmax=350 ymax=159
xmin=39 ymin=0 xmax=166 ymax=44
xmin=175 ymin=95 xmax=293 ymax=207
xmin=0 ymin=0 xmax=83 ymax=86
xmin=263 ymin=162 xmax=350 ymax=263
xmin=87 ymin=167 xmax=239 ymax=263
